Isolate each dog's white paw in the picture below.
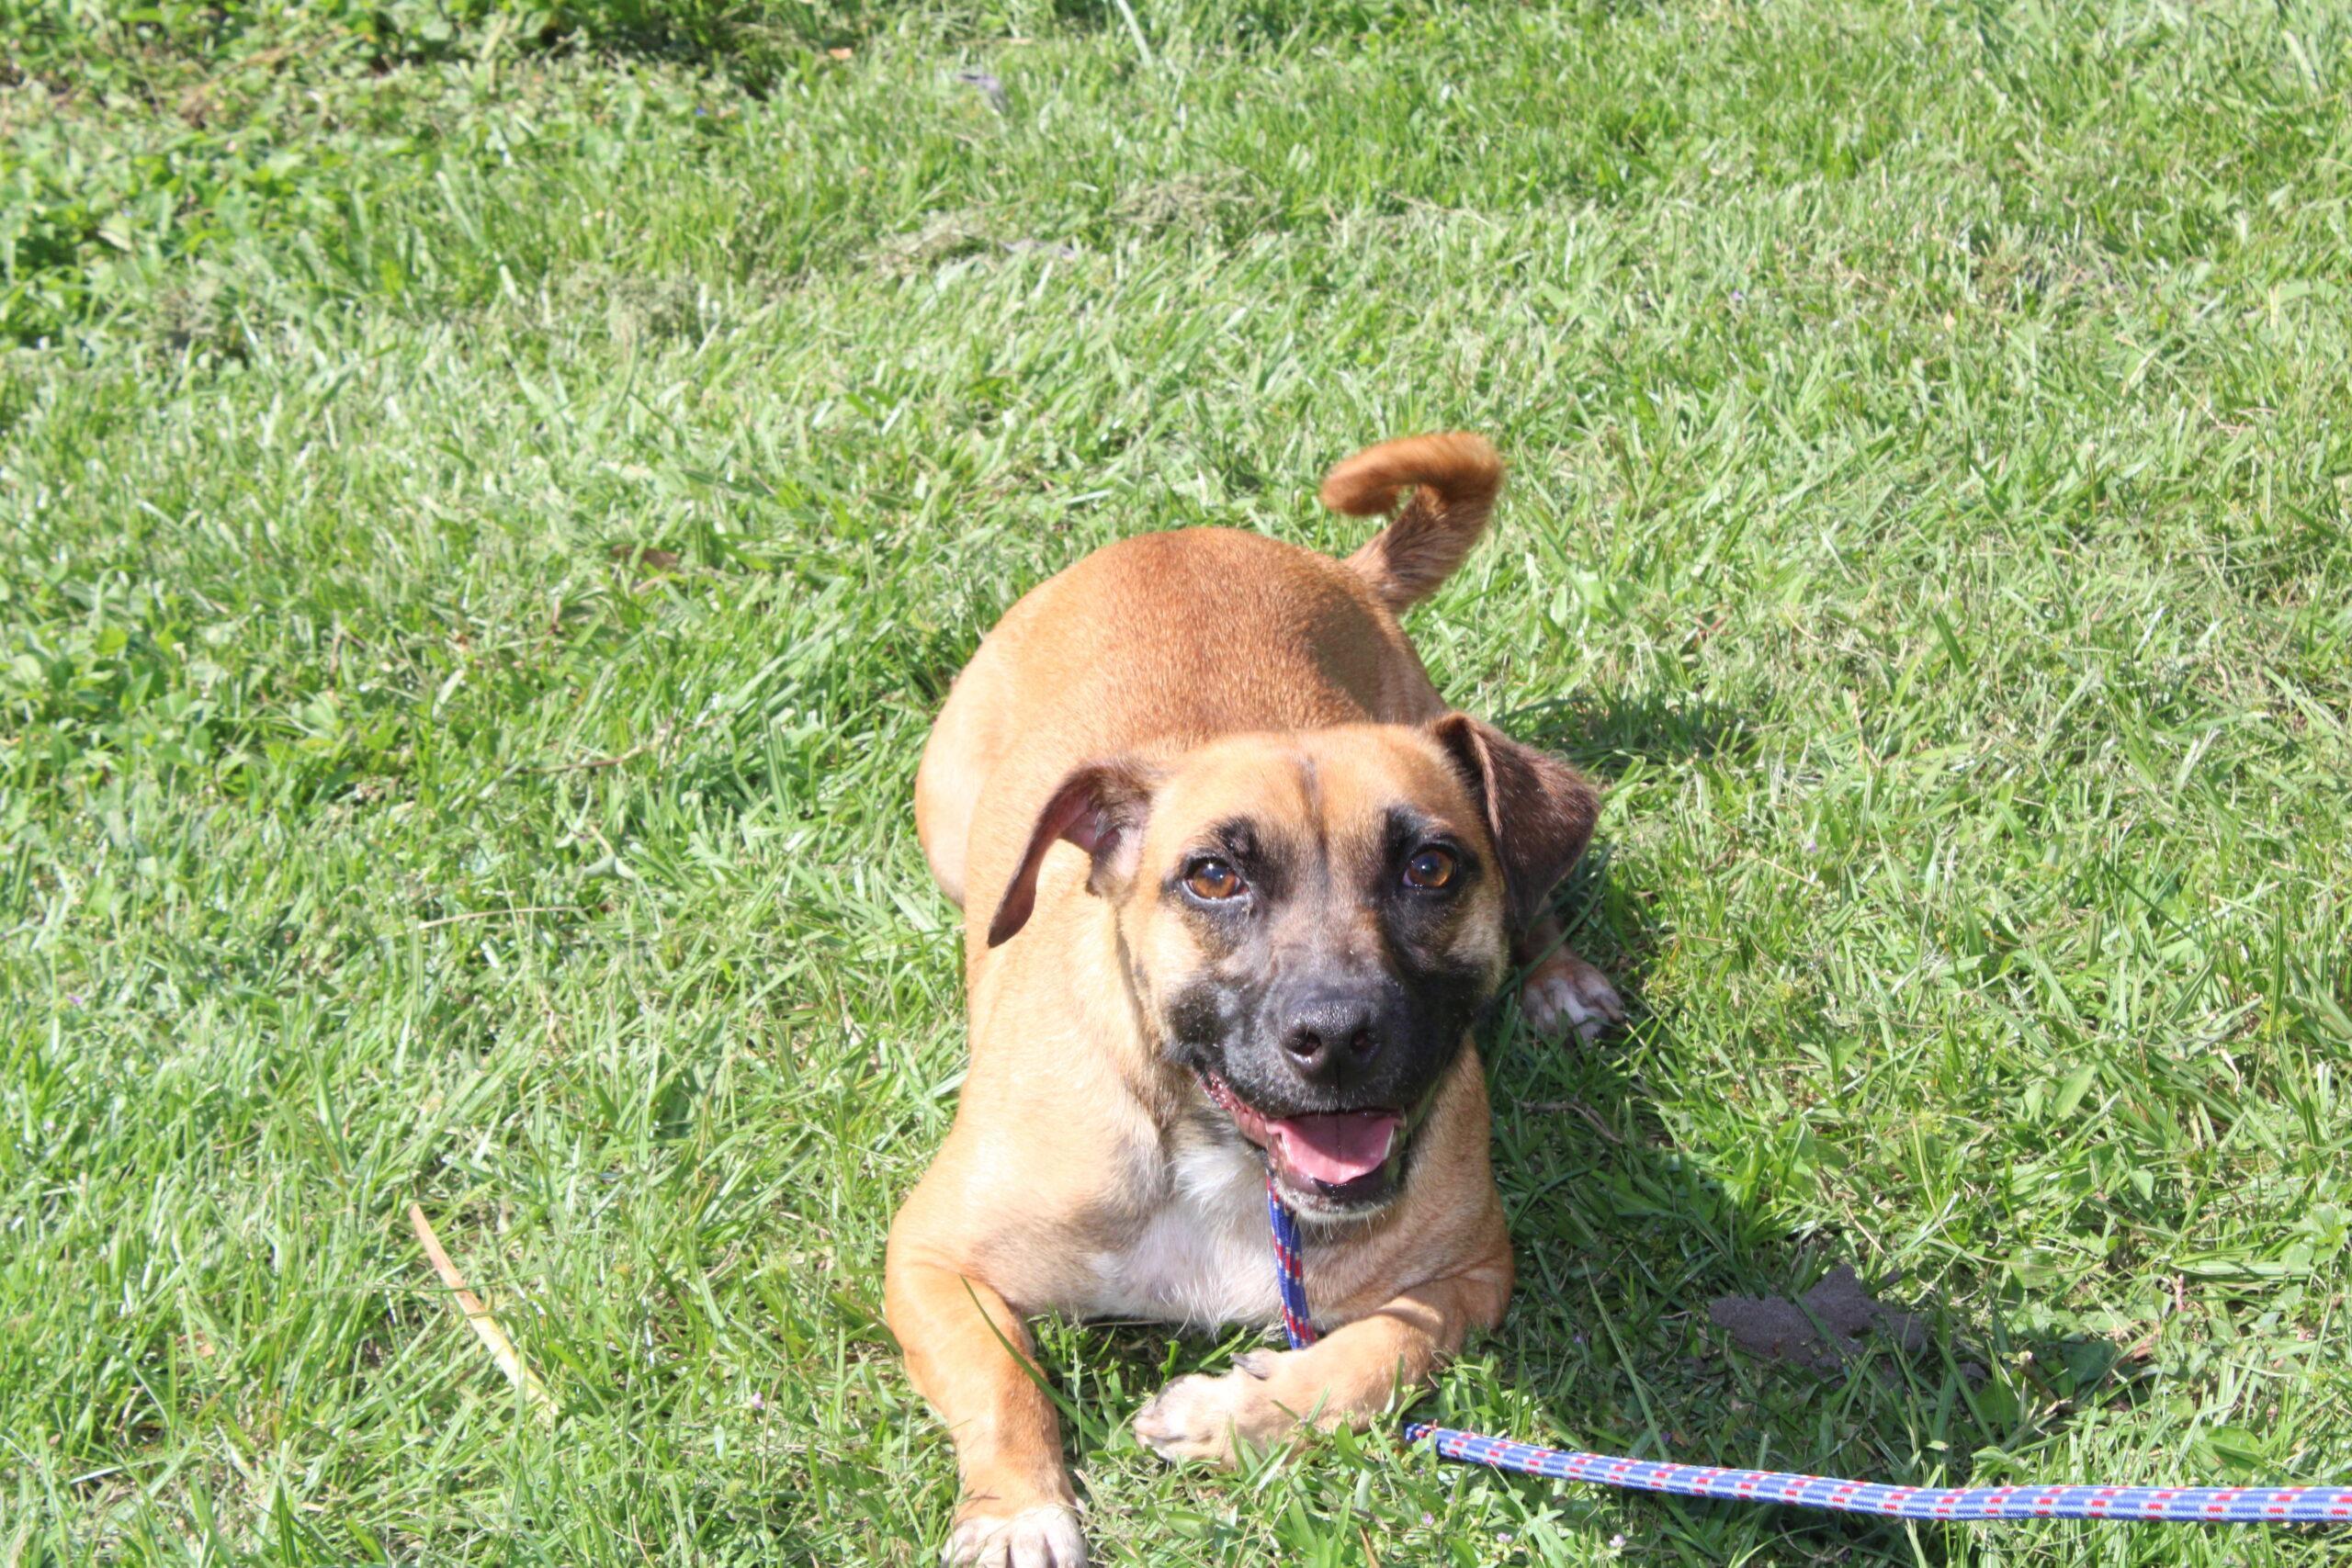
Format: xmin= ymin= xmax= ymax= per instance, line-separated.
xmin=1520 ymin=953 xmax=1623 ymax=1043
xmin=943 ymin=1505 xmax=1086 ymax=1568
xmin=1133 ymin=1354 xmax=1298 ymax=1465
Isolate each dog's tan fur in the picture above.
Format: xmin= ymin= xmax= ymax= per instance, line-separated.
xmin=890 ymin=434 xmax=1620 ymax=1566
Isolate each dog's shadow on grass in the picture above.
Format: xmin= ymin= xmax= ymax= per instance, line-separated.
xmin=1468 ymin=1017 xmax=2154 ymax=1555
xmin=1447 ymin=834 xmax=2153 ymax=1553
xmin=1507 ymin=688 xmax=1762 ymax=782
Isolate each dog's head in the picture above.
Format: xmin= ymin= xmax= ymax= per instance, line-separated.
xmin=986 ymin=717 xmax=1596 ymax=1221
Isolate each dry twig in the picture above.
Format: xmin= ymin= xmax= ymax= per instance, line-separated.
xmin=407 ymin=1202 xmax=558 ymax=1425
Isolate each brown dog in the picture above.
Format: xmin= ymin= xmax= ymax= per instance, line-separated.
xmin=888 ymin=434 xmax=1622 ymax=1566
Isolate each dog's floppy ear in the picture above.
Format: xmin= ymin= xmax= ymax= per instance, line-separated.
xmin=1429 ymin=713 xmax=1598 ymax=931
xmin=986 ymin=759 xmax=1160 ymax=948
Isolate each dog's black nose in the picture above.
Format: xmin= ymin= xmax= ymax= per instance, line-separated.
xmin=1277 ymin=989 xmax=1381 ymax=1085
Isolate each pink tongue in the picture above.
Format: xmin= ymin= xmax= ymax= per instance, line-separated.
xmin=1271 ymin=1111 xmax=1402 ymax=1186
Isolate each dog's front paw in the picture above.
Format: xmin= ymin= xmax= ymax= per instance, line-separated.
xmin=1134 ymin=1354 xmax=1304 ymax=1465
xmin=943 ymin=1504 xmax=1086 ymax=1568
xmin=1520 ymin=952 xmax=1623 ymax=1043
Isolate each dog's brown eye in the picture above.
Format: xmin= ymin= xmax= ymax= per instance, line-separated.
xmin=1403 ymin=848 xmax=1457 ymax=889
xmin=1184 ymin=858 xmax=1246 ymax=900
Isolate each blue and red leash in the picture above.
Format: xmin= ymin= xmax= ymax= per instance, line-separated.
xmin=1264 ymin=1176 xmax=2352 ymax=1525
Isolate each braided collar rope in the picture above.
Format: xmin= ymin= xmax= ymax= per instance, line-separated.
xmin=1263 ymin=1176 xmax=2352 ymax=1524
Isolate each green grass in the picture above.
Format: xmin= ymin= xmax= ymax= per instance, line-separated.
xmin=5 ymin=0 xmax=2351 ymax=1562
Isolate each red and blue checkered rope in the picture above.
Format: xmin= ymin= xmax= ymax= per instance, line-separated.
xmin=1263 ymin=1175 xmax=2352 ymax=1525
xmin=1264 ymin=1176 xmax=1321 ymax=1351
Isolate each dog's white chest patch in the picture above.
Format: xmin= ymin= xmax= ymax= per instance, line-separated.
xmin=1079 ymin=1137 xmax=1281 ymax=1330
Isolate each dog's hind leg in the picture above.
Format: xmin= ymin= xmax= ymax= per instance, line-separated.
xmin=915 ymin=644 xmax=1012 ymax=911
xmin=1513 ymin=913 xmax=1623 ymax=1043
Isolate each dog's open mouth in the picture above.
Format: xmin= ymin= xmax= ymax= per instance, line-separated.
xmin=1198 ymin=1070 xmax=1403 ymax=1198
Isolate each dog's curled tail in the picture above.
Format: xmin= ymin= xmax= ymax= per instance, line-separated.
xmin=1321 ymin=432 xmax=1505 ymax=612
